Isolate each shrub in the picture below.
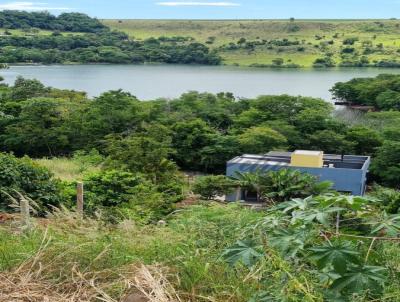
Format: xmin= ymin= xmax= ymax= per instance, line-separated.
xmin=193 ymin=175 xmax=237 ymax=200
xmin=371 ymin=141 xmax=400 ymax=188
xmin=343 ymin=37 xmax=359 ymax=45
xmin=62 ymin=169 xmax=180 ymax=223
xmin=260 ymin=169 xmax=332 ymax=202
xmin=370 ymin=185 xmax=400 ymax=213
xmin=82 ymin=170 xmax=147 ymax=209
xmin=0 ymin=152 xmax=61 ymax=213
xmin=313 ymin=56 xmax=336 ymax=67
xmin=233 ymin=169 xmax=332 ymax=203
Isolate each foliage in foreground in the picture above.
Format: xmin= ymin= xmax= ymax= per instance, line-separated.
xmin=0 ymin=204 xmax=263 ymax=301
xmin=1 ymin=200 xmax=400 ymax=301
xmin=222 ymin=194 xmax=400 ymax=301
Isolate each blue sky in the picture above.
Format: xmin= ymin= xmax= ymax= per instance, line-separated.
xmin=0 ymin=0 xmax=398 ymax=19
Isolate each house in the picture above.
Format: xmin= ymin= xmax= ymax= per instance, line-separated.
xmin=226 ymin=150 xmax=370 ymax=202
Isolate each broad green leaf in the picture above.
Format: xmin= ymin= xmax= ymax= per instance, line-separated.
xmin=330 ymin=265 xmax=387 ymax=294
xmin=292 ymin=206 xmax=344 ymax=226
xmin=269 ymin=228 xmax=306 ymax=258
xmin=308 ymin=241 xmax=360 ymax=275
xmin=221 ymin=239 xmax=264 ymax=268
xmin=371 ymin=212 xmax=400 ymax=237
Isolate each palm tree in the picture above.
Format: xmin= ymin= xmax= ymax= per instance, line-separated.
xmin=234 ymin=170 xmax=264 ymax=202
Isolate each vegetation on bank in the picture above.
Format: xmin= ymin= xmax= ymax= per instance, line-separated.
xmin=0 ymin=11 xmax=220 ymax=65
xmin=0 ymin=11 xmax=106 ymax=32
xmin=2 ymin=12 xmax=400 ymax=67
xmin=104 ymin=19 xmax=400 ymax=68
xmin=332 ymin=73 xmax=400 ymax=109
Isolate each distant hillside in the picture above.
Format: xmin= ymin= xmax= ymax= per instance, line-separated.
xmin=0 ymin=11 xmax=220 ymax=65
xmin=103 ymin=19 xmax=400 ymax=67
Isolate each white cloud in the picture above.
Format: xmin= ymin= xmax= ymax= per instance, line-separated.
xmin=0 ymin=2 xmax=70 ymax=11
xmin=156 ymin=2 xmax=240 ymax=7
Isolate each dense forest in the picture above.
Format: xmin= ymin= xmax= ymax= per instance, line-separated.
xmin=0 ymin=11 xmax=220 ymax=64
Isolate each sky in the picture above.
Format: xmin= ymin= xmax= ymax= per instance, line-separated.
xmin=0 ymin=0 xmax=399 ymax=19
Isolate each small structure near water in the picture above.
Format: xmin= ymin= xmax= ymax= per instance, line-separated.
xmin=226 ymin=150 xmax=371 ymax=202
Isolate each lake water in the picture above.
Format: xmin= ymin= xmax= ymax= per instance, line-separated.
xmin=2 ymin=64 xmax=400 ymax=100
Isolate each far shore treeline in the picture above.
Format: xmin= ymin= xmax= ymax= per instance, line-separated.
xmin=2 ymin=11 xmax=400 ymax=67
xmin=0 ymin=11 xmax=221 ymax=65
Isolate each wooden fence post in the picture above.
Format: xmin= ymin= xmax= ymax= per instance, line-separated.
xmin=77 ymin=182 xmax=84 ymax=217
xmin=20 ymin=199 xmax=30 ymax=228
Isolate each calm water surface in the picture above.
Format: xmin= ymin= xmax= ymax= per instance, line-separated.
xmin=2 ymin=65 xmax=400 ymax=100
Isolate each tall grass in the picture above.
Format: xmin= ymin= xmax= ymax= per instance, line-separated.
xmin=0 ymin=204 xmax=264 ymax=301
xmin=35 ymin=157 xmax=101 ymax=181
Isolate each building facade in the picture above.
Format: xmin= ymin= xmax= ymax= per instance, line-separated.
xmin=226 ymin=151 xmax=371 ymax=202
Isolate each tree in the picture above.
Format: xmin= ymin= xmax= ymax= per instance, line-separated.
xmin=172 ymin=119 xmax=216 ymax=171
xmin=313 ymin=57 xmax=336 ymax=67
xmin=272 ymin=58 xmax=284 ymax=66
xmin=82 ymin=90 xmax=142 ymax=147
xmin=192 ymin=175 xmax=236 ymax=200
xmin=345 ymin=126 xmax=383 ymax=155
xmin=1 ymin=98 xmax=72 ymax=156
xmin=331 ymin=74 xmax=400 ymax=109
xmin=238 ymin=126 xmax=287 ymax=154
xmin=199 ymin=134 xmax=241 ymax=173
xmin=307 ymin=130 xmax=354 ymax=154
xmin=376 ymin=90 xmax=400 ymax=111
xmin=371 ymin=141 xmax=400 ymax=188
xmin=10 ymin=76 xmax=49 ymax=101
xmin=105 ymin=124 xmax=177 ymax=184
xmin=293 ymin=108 xmax=335 ymax=134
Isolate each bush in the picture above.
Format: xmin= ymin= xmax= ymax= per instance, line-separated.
xmin=370 ymin=185 xmax=400 ymax=213
xmin=62 ymin=169 xmax=180 ymax=223
xmin=233 ymin=169 xmax=332 ymax=203
xmin=0 ymin=152 xmax=61 ymax=213
xmin=82 ymin=170 xmax=147 ymax=209
xmin=261 ymin=169 xmax=332 ymax=202
xmin=193 ymin=175 xmax=237 ymax=200
xmin=313 ymin=57 xmax=336 ymax=67
xmin=371 ymin=141 xmax=400 ymax=188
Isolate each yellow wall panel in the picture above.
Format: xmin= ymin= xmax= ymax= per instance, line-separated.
xmin=290 ymin=150 xmax=323 ymax=168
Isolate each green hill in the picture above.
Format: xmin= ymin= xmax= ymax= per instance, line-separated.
xmin=103 ymin=19 xmax=400 ymax=67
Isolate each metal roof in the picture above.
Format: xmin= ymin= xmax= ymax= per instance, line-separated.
xmin=228 ymin=151 xmax=370 ymax=170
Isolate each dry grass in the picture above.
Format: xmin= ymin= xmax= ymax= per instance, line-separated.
xmin=0 ymin=207 xmax=181 ymax=302
xmin=0 ymin=234 xmax=180 ymax=302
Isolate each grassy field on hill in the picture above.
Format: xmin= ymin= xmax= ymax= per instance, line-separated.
xmin=103 ymin=19 xmax=400 ymax=67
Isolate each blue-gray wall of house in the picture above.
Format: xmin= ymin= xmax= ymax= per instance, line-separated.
xmin=226 ymin=160 xmax=370 ymax=201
